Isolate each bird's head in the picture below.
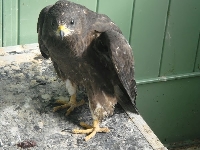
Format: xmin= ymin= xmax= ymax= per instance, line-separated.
xmin=54 ymin=18 xmax=75 ymax=40
xmin=46 ymin=0 xmax=83 ymax=40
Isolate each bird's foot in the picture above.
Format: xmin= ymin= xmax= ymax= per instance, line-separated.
xmin=53 ymin=94 xmax=85 ymax=116
xmin=73 ymin=120 xmax=110 ymax=141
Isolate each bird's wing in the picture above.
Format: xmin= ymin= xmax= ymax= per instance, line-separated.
xmin=37 ymin=5 xmax=52 ymax=59
xmin=92 ymin=28 xmax=138 ymax=113
xmin=89 ymin=13 xmax=122 ymax=34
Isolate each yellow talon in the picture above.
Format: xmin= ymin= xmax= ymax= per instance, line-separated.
xmin=53 ymin=94 xmax=108 ymax=141
xmin=53 ymin=94 xmax=85 ymax=116
xmin=73 ymin=120 xmax=110 ymax=141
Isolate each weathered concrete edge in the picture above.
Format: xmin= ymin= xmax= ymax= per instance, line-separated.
xmin=118 ymin=98 xmax=167 ymax=150
xmin=0 ymin=43 xmax=167 ymax=149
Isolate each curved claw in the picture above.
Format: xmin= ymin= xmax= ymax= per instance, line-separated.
xmin=72 ymin=120 xmax=110 ymax=141
xmin=53 ymin=94 xmax=85 ymax=115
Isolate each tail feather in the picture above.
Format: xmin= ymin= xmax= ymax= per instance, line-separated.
xmin=114 ymin=85 xmax=139 ymax=114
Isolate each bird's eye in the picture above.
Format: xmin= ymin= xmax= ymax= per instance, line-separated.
xmin=51 ymin=21 xmax=56 ymax=27
xmin=70 ymin=19 xmax=74 ymax=25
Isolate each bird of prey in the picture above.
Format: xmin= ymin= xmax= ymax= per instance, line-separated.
xmin=37 ymin=0 xmax=138 ymax=141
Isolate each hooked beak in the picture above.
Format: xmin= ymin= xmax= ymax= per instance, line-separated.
xmin=57 ymin=25 xmax=70 ymax=40
xmin=59 ymin=30 xmax=65 ymax=40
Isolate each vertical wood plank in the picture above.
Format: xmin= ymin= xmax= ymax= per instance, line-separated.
xmin=160 ymin=0 xmax=200 ymax=76
xmin=2 ymin=0 xmax=18 ymax=46
xmin=130 ymin=0 xmax=169 ymax=80
xmin=97 ymin=0 xmax=134 ymax=40
xmin=18 ymin=0 xmax=57 ymax=45
xmin=0 ymin=0 xmax=2 ymax=47
xmin=194 ymin=33 xmax=200 ymax=72
xmin=70 ymin=0 xmax=97 ymax=12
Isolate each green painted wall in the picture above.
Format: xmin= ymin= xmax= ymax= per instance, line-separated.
xmin=137 ymin=74 xmax=200 ymax=143
xmin=2 ymin=0 xmax=18 ymax=46
xmin=130 ymin=0 xmax=169 ymax=79
xmin=0 ymin=0 xmax=200 ymax=146
xmin=18 ymin=0 xmax=56 ymax=45
xmin=160 ymin=0 xmax=200 ymax=76
xmin=195 ymin=34 xmax=200 ymax=72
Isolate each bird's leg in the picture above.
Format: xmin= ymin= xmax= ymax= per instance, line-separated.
xmin=53 ymin=94 xmax=85 ymax=115
xmin=53 ymin=79 xmax=85 ymax=116
xmin=73 ymin=119 xmax=110 ymax=141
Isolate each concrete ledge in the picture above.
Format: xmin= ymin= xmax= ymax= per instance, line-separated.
xmin=0 ymin=44 xmax=166 ymax=149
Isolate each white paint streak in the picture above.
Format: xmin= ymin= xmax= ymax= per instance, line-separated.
xmin=167 ymin=31 xmax=171 ymax=46
xmin=167 ymin=32 xmax=171 ymax=39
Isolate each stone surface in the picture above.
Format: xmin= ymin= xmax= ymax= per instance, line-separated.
xmin=0 ymin=44 xmax=153 ymax=150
